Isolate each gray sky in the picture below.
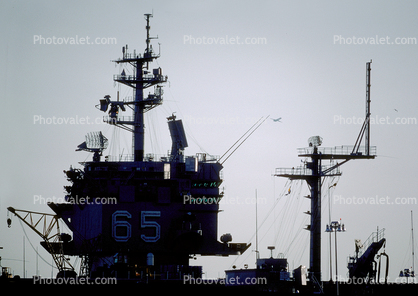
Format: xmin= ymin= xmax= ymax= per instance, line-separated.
xmin=1 ymin=0 xmax=418 ymax=282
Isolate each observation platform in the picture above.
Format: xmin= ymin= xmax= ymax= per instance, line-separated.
xmin=113 ymin=73 xmax=168 ymax=88
xmin=297 ymin=145 xmax=376 ymax=159
xmin=274 ymin=164 xmax=342 ymax=179
xmin=112 ymin=51 xmax=160 ymax=65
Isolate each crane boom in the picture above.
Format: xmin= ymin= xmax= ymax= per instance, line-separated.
xmin=7 ymin=207 xmax=75 ymax=277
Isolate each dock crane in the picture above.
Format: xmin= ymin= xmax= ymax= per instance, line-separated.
xmin=7 ymin=207 xmax=76 ymax=278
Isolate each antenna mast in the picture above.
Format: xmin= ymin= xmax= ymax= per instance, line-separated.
xmin=274 ymin=61 xmax=377 ymax=285
xmin=412 ymin=210 xmax=415 ymax=276
xmin=255 ymin=189 xmax=259 ymax=261
xmin=365 ymin=60 xmax=372 ymax=156
xmin=98 ymin=13 xmax=167 ymax=162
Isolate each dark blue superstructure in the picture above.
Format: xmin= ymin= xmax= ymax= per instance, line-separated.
xmin=46 ymin=14 xmax=249 ymax=278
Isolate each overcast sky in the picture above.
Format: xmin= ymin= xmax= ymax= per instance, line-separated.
xmin=1 ymin=0 xmax=418 ymax=282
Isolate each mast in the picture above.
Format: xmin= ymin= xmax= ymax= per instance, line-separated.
xmin=99 ymin=13 xmax=167 ymax=162
xmin=308 ymin=147 xmax=322 ymax=283
xmin=412 ymin=210 xmax=415 ymax=275
xmin=255 ymin=189 xmax=259 ymax=261
xmin=365 ymin=60 xmax=372 ymax=155
xmin=274 ymin=61 xmax=377 ymax=286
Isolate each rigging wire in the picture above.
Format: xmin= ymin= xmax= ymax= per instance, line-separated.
xmin=219 ymin=116 xmax=265 ymax=161
xmin=17 ymin=219 xmax=57 ymax=269
xmin=275 ymin=180 xmax=310 ymax=258
xmin=229 ymin=174 xmax=341 ymax=271
xmin=271 ymin=180 xmax=302 ymax=245
xmin=229 ymin=178 xmax=293 ymax=268
xmin=220 ymin=115 xmax=270 ymax=165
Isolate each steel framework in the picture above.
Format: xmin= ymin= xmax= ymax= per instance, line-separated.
xmin=7 ymin=207 xmax=75 ymax=275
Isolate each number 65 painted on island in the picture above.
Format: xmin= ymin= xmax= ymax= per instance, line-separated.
xmin=112 ymin=210 xmax=161 ymax=242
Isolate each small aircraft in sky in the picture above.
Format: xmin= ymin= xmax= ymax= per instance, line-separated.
xmin=271 ymin=117 xmax=282 ymax=122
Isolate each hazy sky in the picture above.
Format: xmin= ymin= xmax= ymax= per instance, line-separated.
xmin=1 ymin=0 xmax=418 ymax=282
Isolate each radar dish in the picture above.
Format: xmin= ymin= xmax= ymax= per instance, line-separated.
xmin=76 ymin=131 xmax=108 ymax=153
xmin=308 ymin=136 xmax=323 ymax=147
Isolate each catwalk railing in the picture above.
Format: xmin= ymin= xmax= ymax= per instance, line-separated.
xmin=297 ymin=145 xmax=377 ymax=156
xmin=275 ymin=164 xmax=341 ymax=177
xmin=357 ymin=228 xmax=386 ymax=258
xmin=103 ymin=153 xmax=220 ymax=163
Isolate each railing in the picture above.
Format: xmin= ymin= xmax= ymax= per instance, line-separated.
xmin=120 ymin=52 xmax=142 ymax=59
xmin=104 ymin=154 xmax=135 ymax=162
xmin=275 ymin=167 xmax=312 ymax=176
xmin=357 ymin=228 xmax=385 ymax=258
xmin=195 ymin=153 xmax=220 ymax=162
xmin=113 ymin=74 xmax=168 ymax=83
xmin=115 ymin=52 xmax=159 ymax=61
xmin=103 ymin=116 xmax=135 ymax=124
xmin=275 ymin=164 xmax=341 ymax=176
xmin=297 ymin=145 xmax=377 ymax=156
xmin=103 ymin=153 xmax=220 ymax=163
xmin=104 ymin=154 xmax=167 ymax=162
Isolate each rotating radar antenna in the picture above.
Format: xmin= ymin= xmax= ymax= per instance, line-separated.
xmin=76 ymin=131 xmax=109 ymax=162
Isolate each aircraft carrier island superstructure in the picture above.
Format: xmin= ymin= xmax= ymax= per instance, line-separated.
xmin=7 ymin=14 xmax=249 ymax=279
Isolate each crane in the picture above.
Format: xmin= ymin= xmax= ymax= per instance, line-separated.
xmin=7 ymin=207 xmax=76 ymax=278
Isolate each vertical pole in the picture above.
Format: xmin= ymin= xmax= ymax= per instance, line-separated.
xmin=133 ymin=61 xmax=144 ymax=162
xmin=309 ymin=148 xmax=322 ymax=283
xmin=144 ymin=14 xmax=153 ymax=64
xmin=329 ymin=230 xmax=333 ymax=281
xmin=145 ymin=14 xmax=151 ymax=54
xmin=412 ymin=211 xmax=415 ymax=276
xmin=36 ymin=246 xmax=39 ymax=276
xmin=133 ymin=14 xmax=154 ymax=162
xmin=255 ymin=189 xmax=259 ymax=261
xmin=365 ymin=60 xmax=372 ymax=156
xmin=23 ymin=236 xmax=25 ymax=278
xmin=329 ymin=187 xmax=333 ymax=282
xmin=335 ymin=229 xmax=339 ymax=296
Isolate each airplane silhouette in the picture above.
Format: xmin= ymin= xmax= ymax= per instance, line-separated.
xmin=271 ymin=117 xmax=282 ymax=122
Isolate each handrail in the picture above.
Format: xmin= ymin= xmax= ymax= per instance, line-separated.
xmin=103 ymin=115 xmax=135 ymax=124
xmin=357 ymin=228 xmax=385 ymax=258
xmin=102 ymin=153 xmax=220 ymax=163
xmin=275 ymin=165 xmax=340 ymax=176
xmin=113 ymin=74 xmax=168 ymax=82
xmin=297 ymin=145 xmax=377 ymax=156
